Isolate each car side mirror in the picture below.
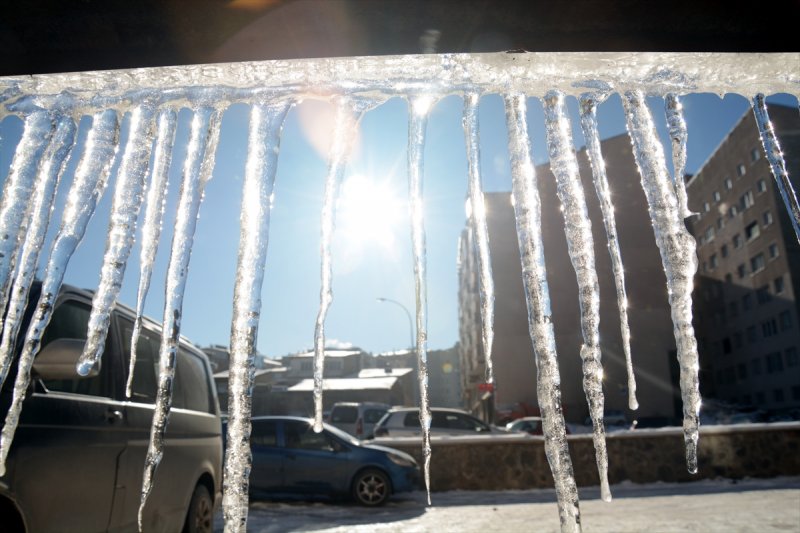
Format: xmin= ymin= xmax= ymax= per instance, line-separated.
xmin=32 ymin=338 xmax=98 ymax=379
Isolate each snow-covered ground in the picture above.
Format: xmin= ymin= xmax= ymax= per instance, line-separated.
xmin=214 ymin=476 xmax=800 ymax=532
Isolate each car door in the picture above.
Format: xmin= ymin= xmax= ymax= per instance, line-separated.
xmin=249 ymin=419 xmax=283 ymax=494
xmin=281 ymin=420 xmax=352 ymax=494
xmin=8 ymin=297 xmax=126 ymax=533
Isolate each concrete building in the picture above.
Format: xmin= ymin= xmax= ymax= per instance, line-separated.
xmin=459 ymin=134 xmax=681 ymax=425
xmin=687 ymin=104 xmax=800 ymax=413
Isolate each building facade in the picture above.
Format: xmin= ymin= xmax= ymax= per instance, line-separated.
xmin=687 ymin=104 xmax=800 ymax=413
xmin=459 ymin=134 xmax=680 ymax=425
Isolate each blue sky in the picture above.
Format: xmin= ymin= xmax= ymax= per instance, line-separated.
xmin=0 ymin=92 xmax=796 ymax=358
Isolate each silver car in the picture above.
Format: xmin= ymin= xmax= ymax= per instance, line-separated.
xmin=328 ymin=402 xmax=390 ymax=439
xmin=372 ymin=407 xmax=503 ymax=437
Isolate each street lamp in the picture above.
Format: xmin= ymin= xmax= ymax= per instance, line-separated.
xmin=375 ymin=297 xmax=415 ymax=351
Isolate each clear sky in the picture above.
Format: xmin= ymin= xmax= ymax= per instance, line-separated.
xmin=0 ymin=91 xmax=797 ymax=359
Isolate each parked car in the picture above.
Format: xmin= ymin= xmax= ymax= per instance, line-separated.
xmin=328 ymin=402 xmax=390 ymax=439
xmin=0 ymin=283 xmax=223 ymax=533
xmin=506 ymin=416 xmax=544 ymax=435
xmin=240 ymin=416 xmax=419 ymax=506
xmin=372 ymin=407 xmax=506 ymax=438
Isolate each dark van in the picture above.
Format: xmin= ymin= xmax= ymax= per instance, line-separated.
xmin=0 ymin=283 xmax=223 ymax=533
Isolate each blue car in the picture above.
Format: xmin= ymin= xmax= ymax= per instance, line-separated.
xmin=230 ymin=416 xmax=419 ymax=505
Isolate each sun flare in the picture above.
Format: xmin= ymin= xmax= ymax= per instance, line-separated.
xmin=337 ymin=174 xmax=405 ymax=252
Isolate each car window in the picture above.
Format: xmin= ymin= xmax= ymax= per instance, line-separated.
xmin=331 ymin=406 xmax=357 ymax=423
xmin=364 ymin=408 xmax=387 ymax=424
xmin=251 ymin=420 xmax=278 ymax=447
xmin=120 ymin=320 xmax=159 ymax=403
xmin=173 ymin=348 xmax=213 ymax=413
xmin=285 ymin=421 xmax=335 ymax=451
xmin=403 ymin=412 xmax=421 ymax=428
xmin=40 ymin=300 xmax=110 ymax=398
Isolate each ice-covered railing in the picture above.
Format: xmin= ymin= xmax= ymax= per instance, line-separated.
xmin=0 ymin=52 xmax=798 ymax=533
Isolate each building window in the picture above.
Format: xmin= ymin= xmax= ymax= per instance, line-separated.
xmin=717 ymin=217 xmax=725 ymax=230
xmin=750 ymin=253 xmax=765 ymax=273
xmin=705 ymin=226 xmax=715 ymax=242
xmin=733 ymin=234 xmax=742 ymax=248
xmin=742 ymin=294 xmax=752 ymax=310
xmin=703 ymin=202 xmax=710 ymax=213
xmin=725 ymin=273 xmax=733 ymax=283
xmin=756 ymin=179 xmax=767 ymax=194
xmin=747 ymin=325 xmax=757 ymax=343
xmin=768 ymin=242 xmax=779 ymax=260
xmin=774 ymin=276 xmax=784 ymax=294
xmin=737 ymin=163 xmax=747 ymax=177
xmin=300 ymin=361 xmax=312 ymax=372
xmin=762 ymin=319 xmax=778 ymax=338
xmin=750 ymin=148 xmax=761 ymax=162
xmin=756 ymin=285 xmax=771 ymax=304
xmin=710 ymin=254 xmax=718 ymax=270
xmin=765 ymin=352 xmax=783 ymax=373
xmin=713 ymin=191 xmax=721 ymax=203
xmin=751 ymin=358 xmax=762 ymax=375
xmin=774 ymin=389 xmax=785 ymax=402
xmin=779 ymin=310 xmax=793 ymax=331
xmin=739 ymin=190 xmax=754 ymax=210
xmin=787 ymin=347 xmax=799 ymax=367
xmin=721 ymin=244 xmax=729 ymax=258
xmin=737 ymin=264 xmax=747 ymax=279
xmin=724 ymin=177 xmax=733 ymax=190
xmin=792 ymin=386 xmax=800 ymax=401
xmin=763 ymin=210 xmax=773 ymax=226
xmin=744 ymin=221 xmax=760 ymax=241
xmin=723 ymin=337 xmax=732 ymax=354
xmin=729 ymin=205 xmax=739 ymax=218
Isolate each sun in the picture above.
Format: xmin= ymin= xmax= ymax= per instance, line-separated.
xmin=337 ymin=174 xmax=406 ymax=252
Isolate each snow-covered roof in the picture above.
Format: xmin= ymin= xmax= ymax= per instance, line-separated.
xmin=213 ymin=367 xmax=286 ymax=379
xmin=358 ymin=367 xmax=414 ymax=378
xmin=287 ymin=349 xmax=362 ymax=359
xmin=287 ymin=377 xmax=398 ymax=391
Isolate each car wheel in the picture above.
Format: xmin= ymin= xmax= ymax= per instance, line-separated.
xmin=183 ymin=484 xmax=213 ymax=533
xmin=352 ymin=468 xmax=391 ymax=506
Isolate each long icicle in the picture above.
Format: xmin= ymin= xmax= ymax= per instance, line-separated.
xmin=0 ymin=109 xmax=119 ymax=476
xmin=127 ymin=108 xmax=178 ymax=398
xmin=504 ymin=93 xmax=580 ymax=533
xmin=312 ymin=98 xmax=369 ymax=433
xmin=578 ymin=94 xmax=638 ymax=411
xmin=462 ymin=92 xmax=496 ymax=385
xmin=0 ymin=111 xmax=54 ymax=317
xmin=622 ymin=90 xmax=700 ymax=473
xmin=542 ymin=90 xmax=610 ymax=503
xmin=665 ymin=94 xmax=693 ymax=220
xmin=138 ymin=106 xmax=221 ymax=530
xmin=223 ymin=99 xmax=290 ymax=533
xmin=0 ymin=114 xmax=76 ymax=389
xmin=408 ymin=94 xmax=436 ymax=505
xmin=752 ymin=93 xmax=800 ymax=243
xmin=77 ymin=104 xmax=157 ymax=376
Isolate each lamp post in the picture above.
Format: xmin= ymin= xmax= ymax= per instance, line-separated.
xmin=375 ymin=297 xmax=415 ymax=351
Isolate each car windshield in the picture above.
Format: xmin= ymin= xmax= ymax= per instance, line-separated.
xmin=323 ymin=422 xmax=361 ymax=446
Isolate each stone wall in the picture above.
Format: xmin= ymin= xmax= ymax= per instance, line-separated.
xmin=379 ymin=423 xmax=800 ymax=491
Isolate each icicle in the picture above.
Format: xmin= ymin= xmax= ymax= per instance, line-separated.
xmin=138 ymin=106 xmax=221 ymax=530
xmin=0 ymin=111 xmax=54 ymax=317
xmin=0 ymin=109 xmax=119 ymax=477
xmin=622 ymin=91 xmax=700 ymax=474
xmin=0 ymin=115 xmax=76 ymax=389
xmin=665 ymin=94 xmax=693 ymax=220
xmin=462 ymin=92 xmax=496 ymax=385
xmin=127 ymin=108 xmax=178 ymax=397
xmin=542 ymin=90 xmax=610 ymax=503
xmin=312 ymin=98 xmax=370 ymax=433
xmin=223 ymin=100 xmax=290 ymax=533
xmin=504 ymin=93 xmax=580 ymax=533
xmin=752 ymin=93 xmax=800 ymax=243
xmin=77 ymin=104 xmax=157 ymax=376
xmin=578 ymin=94 xmax=638 ymax=410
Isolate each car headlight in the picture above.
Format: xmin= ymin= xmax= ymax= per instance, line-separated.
xmin=387 ymin=453 xmax=416 ymax=468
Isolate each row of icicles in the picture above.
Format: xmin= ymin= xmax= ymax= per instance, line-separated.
xmin=0 ymin=89 xmax=796 ymax=533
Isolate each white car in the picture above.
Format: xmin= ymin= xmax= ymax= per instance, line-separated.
xmin=372 ymin=407 xmax=506 ymax=438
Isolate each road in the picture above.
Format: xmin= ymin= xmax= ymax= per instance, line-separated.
xmin=213 ymin=477 xmax=800 ymax=532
